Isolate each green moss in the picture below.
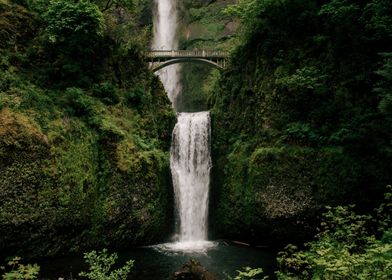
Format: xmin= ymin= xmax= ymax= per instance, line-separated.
xmin=0 ymin=0 xmax=175 ymax=259
xmin=209 ymin=1 xmax=392 ymax=244
xmin=212 ymin=144 xmax=374 ymax=243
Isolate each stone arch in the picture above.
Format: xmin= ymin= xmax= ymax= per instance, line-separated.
xmin=152 ymin=58 xmax=224 ymax=72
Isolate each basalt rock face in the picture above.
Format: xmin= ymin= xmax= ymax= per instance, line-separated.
xmin=208 ymin=0 xmax=392 ymax=245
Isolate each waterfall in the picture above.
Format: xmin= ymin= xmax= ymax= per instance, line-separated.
xmin=152 ymin=0 xmax=181 ymax=108
xmin=152 ymin=1 xmax=215 ymax=252
xmin=171 ymin=112 xmax=211 ymax=242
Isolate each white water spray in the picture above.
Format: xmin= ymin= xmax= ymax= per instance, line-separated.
xmin=152 ymin=0 xmax=181 ymax=107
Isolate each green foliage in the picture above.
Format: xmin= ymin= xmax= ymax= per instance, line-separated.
xmin=0 ymin=0 xmax=175 ymax=260
xmin=210 ymin=0 xmax=392 ymax=243
xmin=1 ymin=257 xmax=39 ymax=280
xmin=33 ymin=0 xmax=106 ymax=86
xmin=319 ymin=0 xmax=361 ymax=22
xmin=92 ymin=82 xmax=120 ymax=105
xmin=176 ymin=0 xmax=236 ymax=112
xmin=0 ymin=71 xmax=20 ymax=92
xmin=283 ymin=123 xmax=320 ymax=145
xmin=229 ymin=267 xmax=267 ymax=280
xmin=65 ymin=87 xmax=95 ymax=117
xmin=375 ymin=186 xmax=392 ymax=234
xmin=40 ymin=0 xmax=104 ymax=43
xmin=275 ymin=66 xmax=327 ymax=92
xmin=224 ymin=0 xmax=290 ymax=39
xmin=124 ymin=87 xmax=151 ymax=107
xmin=276 ymin=188 xmax=392 ymax=279
xmin=375 ymin=53 xmax=392 ymax=117
xmin=0 ymin=0 xmax=34 ymax=52
xmin=93 ymin=0 xmax=134 ymax=12
xmin=224 ymin=0 xmax=263 ymax=23
xmin=79 ymin=249 xmax=134 ymax=280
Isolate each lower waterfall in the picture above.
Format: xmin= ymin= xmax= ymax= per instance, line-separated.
xmin=171 ymin=112 xmax=211 ymax=242
xmin=155 ymin=112 xmax=215 ymax=252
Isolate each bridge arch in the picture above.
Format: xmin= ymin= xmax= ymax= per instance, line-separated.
xmin=147 ymin=50 xmax=227 ymax=72
xmin=151 ymin=58 xmax=224 ymax=72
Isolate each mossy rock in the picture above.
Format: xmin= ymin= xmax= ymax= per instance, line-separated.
xmin=210 ymin=145 xmax=377 ymax=244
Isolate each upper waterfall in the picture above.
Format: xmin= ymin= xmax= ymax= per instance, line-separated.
xmin=152 ymin=0 xmax=181 ymax=108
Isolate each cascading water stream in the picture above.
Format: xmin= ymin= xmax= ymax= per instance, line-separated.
xmin=171 ymin=112 xmax=211 ymax=242
xmin=152 ymin=1 xmax=215 ymax=252
xmin=152 ymin=0 xmax=181 ymax=107
xmin=168 ymin=112 xmax=214 ymax=251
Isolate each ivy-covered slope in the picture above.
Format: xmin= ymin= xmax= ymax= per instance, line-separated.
xmin=0 ymin=0 xmax=175 ymax=259
xmin=209 ymin=0 xmax=392 ymax=244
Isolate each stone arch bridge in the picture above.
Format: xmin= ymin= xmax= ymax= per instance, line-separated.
xmin=147 ymin=50 xmax=227 ymax=72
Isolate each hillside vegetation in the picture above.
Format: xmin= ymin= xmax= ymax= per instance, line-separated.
xmin=209 ymin=0 xmax=392 ymax=244
xmin=0 ymin=0 xmax=175 ymax=259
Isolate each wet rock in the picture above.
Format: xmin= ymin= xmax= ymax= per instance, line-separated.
xmin=174 ymin=259 xmax=220 ymax=280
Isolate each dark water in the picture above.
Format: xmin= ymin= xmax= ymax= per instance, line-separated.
xmin=38 ymin=242 xmax=276 ymax=279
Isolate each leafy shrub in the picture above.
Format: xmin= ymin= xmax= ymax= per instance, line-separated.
xmin=79 ymin=249 xmax=134 ymax=280
xmin=375 ymin=53 xmax=392 ymax=117
xmin=283 ymin=122 xmax=320 ymax=145
xmin=124 ymin=87 xmax=151 ymax=107
xmin=1 ymin=256 xmax=40 ymax=280
xmin=0 ymin=71 xmax=19 ymax=92
xmin=33 ymin=0 xmax=106 ymax=86
xmin=41 ymin=0 xmax=104 ymax=43
xmin=0 ymin=0 xmax=34 ymax=51
xmin=92 ymin=82 xmax=120 ymax=105
xmin=228 ymin=267 xmax=267 ymax=280
xmin=276 ymin=186 xmax=392 ymax=280
xmin=65 ymin=87 xmax=95 ymax=117
xmin=275 ymin=66 xmax=327 ymax=92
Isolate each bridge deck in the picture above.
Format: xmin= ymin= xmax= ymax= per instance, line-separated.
xmin=148 ymin=50 xmax=227 ymax=59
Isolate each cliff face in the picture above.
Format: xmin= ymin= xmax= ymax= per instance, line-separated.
xmin=175 ymin=0 xmax=238 ymax=112
xmin=0 ymin=0 xmax=175 ymax=259
xmin=208 ymin=0 xmax=392 ymax=244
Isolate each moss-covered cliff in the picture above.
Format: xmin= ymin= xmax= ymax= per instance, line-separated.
xmin=175 ymin=0 xmax=237 ymax=112
xmin=209 ymin=0 xmax=392 ymax=244
xmin=0 ymin=0 xmax=175 ymax=259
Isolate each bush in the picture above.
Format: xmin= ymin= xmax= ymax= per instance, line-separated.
xmin=283 ymin=122 xmax=320 ymax=145
xmin=79 ymin=249 xmax=134 ymax=280
xmin=228 ymin=267 xmax=267 ymax=280
xmin=92 ymin=82 xmax=120 ymax=105
xmin=124 ymin=87 xmax=151 ymax=107
xmin=276 ymin=186 xmax=392 ymax=280
xmin=65 ymin=87 xmax=95 ymax=117
xmin=1 ymin=257 xmax=40 ymax=280
xmin=41 ymin=0 xmax=104 ymax=44
xmin=0 ymin=71 xmax=19 ymax=92
xmin=375 ymin=53 xmax=392 ymax=117
xmin=34 ymin=0 xmax=106 ymax=86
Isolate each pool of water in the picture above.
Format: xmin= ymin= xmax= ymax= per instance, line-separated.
xmin=38 ymin=241 xmax=277 ymax=279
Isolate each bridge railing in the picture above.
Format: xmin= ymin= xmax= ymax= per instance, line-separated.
xmin=148 ymin=50 xmax=227 ymax=58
